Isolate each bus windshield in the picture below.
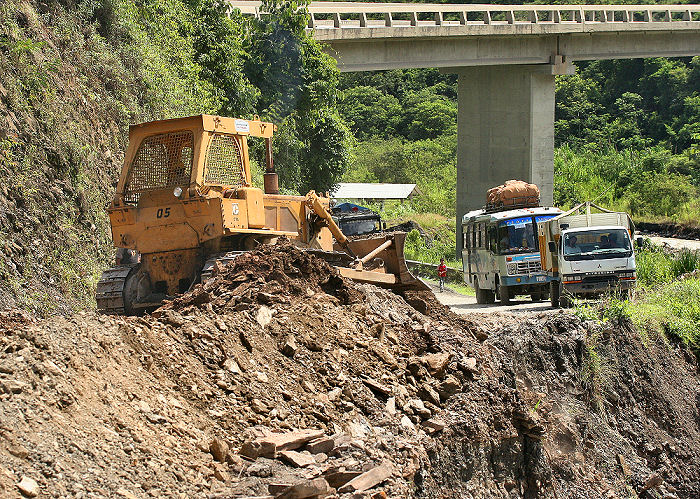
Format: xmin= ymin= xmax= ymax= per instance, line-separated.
xmin=563 ymin=228 xmax=632 ymax=260
xmin=497 ymin=215 xmax=558 ymax=255
xmin=497 ymin=217 xmax=536 ymax=254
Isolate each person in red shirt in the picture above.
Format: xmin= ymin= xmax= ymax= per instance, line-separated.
xmin=437 ymin=258 xmax=447 ymax=292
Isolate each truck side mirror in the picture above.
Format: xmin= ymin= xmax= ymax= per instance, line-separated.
xmin=548 ymin=241 xmax=556 ymax=252
xmin=636 ymin=237 xmax=644 ymax=247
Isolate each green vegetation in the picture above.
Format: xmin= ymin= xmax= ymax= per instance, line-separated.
xmin=580 ymin=328 xmax=614 ymax=413
xmin=630 ymin=278 xmax=700 ymax=355
xmin=635 ymin=243 xmax=700 ymax=286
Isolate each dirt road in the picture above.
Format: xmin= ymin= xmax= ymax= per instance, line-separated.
xmin=426 ymin=280 xmax=554 ymax=314
xmin=643 ymin=234 xmax=700 ymax=251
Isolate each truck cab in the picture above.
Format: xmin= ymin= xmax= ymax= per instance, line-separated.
xmin=539 ymin=202 xmax=637 ymax=307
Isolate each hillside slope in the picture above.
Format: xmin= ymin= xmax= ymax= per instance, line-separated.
xmin=0 ymin=0 xmax=213 ymax=314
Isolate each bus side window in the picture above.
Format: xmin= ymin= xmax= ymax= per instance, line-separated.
xmin=489 ymin=226 xmax=497 ymax=251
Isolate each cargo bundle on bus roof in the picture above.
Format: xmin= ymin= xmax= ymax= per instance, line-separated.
xmin=485 ymin=180 xmax=540 ymax=213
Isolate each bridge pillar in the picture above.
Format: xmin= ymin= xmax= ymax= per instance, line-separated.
xmin=456 ymin=65 xmax=555 ymax=257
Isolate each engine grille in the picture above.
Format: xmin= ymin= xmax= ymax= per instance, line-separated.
xmin=583 ymin=274 xmax=619 ymax=284
xmin=516 ymin=260 xmax=542 ymax=274
xmin=205 ymin=134 xmax=246 ymax=187
xmin=124 ymin=131 xmax=194 ymax=204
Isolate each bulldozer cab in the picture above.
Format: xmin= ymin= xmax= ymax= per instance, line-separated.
xmin=113 ymin=115 xmax=273 ymax=207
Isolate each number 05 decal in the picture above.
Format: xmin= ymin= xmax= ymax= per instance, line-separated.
xmin=232 ymin=203 xmax=240 ymax=216
xmin=156 ymin=207 xmax=171 ymax=218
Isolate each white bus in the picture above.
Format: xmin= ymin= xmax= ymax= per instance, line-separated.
xmin=462 ymin=206 xmax=562 ymax=304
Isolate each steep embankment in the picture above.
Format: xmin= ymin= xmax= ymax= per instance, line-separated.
xmin=0 ymin=0 xmax=218 ymax=314
xmin=1 ymin=243 xmax=698 ymax=498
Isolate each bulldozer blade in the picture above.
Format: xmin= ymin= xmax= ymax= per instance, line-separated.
xmin=340 ymin=232 xmax=430 ymax=292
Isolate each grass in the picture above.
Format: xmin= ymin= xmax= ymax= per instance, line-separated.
xmin=629 ymin=278 xmax=700 ymax=354
xmin=580 ymin=329 xmax=613 ymax=413
xmin=636 ymin=242 xmax=700 ymax=287
xmin=421 ymin=278 xmax=475 ymax=296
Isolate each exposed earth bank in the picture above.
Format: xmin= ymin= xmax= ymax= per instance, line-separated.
xmin=1 ymin=243 xmax=698 ymax=498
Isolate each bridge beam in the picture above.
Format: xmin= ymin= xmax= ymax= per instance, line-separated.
xmin=455 ymin=65 xmax=555 ymax=258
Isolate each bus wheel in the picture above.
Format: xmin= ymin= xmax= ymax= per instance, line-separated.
xmin=475 ymin=278 xmax=488 ymax=304
xmin=497 ymin=280 xmax=512 ymax=305
xmin=550 ymin=281 xmax=560 ymax=308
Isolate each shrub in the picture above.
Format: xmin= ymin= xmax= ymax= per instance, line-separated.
xmin=635 ymin=244 xmax=675 ymax=286
xmin=630 ymin=278 xmax=700 ymax=355
xmin=670 ymin=249 xmax=700 ymax=277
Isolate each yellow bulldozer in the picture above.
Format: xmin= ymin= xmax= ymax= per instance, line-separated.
xmin=97 ymin=115 xmax=426 ymax=315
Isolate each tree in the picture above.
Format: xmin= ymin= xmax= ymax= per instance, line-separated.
xmin=243 ymin=0 xmax=350 ymax=193
xmin=187 ymin=0 xmax=258 ymax=117
xmin=339 ymin=86 xmax=401 ymax=140
xmin=400 ymin=90 xmax=456 ymax=140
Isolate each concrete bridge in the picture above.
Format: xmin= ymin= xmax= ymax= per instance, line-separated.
xmin=234 ymin=2 xmax=700 ymax=252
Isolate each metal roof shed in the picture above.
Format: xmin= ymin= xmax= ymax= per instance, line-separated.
xmin=331 ymin=183 xmax=421 ymax=202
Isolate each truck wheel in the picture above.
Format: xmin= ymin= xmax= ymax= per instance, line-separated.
xmin=550 ymin=281 xmax=560 ymax=308
xmin=559 ymin=285 xmax=574 ymax=308
xmin=475 ymin=278 xmax=486 ymax=304
xmin=485 ymin=288 xmax=496 ymax=304
xmin=560 ymin=294 xmax=573 ymax=308
xmin=497 ymin=280 xmax=512 ymax=305
xmin=531 ymin=291 xmax=542 ymax=302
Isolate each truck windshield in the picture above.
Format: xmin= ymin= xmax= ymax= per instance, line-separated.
xmin=563 ymin=229 xmax=632 ymax=260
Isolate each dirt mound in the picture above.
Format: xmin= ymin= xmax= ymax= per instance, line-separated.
xmin=1 ymin=245 xmax=699 ymax=498
xmin=161 ymin=239 xmax=362 ymax=313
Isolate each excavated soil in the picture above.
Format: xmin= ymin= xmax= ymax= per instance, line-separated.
xmin=1 ymin=241 xmax=699 ymax=498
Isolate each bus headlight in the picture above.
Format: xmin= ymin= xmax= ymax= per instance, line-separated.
xmin=507 ymin=262 xmax=518 ymax=275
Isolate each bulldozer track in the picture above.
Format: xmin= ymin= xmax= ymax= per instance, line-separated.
xmin=95 ymin=265 xmax=137 ymax=315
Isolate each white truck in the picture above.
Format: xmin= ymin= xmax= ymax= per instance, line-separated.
xmin=538 ymin=202 xmax=637 ymax=307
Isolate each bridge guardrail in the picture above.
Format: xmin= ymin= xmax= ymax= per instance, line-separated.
xmin=230 ymin=2 xmax=700 ymax=29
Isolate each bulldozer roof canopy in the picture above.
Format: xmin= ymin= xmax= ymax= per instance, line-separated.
xmin=129 ymin=115 xmax=276 ymax=139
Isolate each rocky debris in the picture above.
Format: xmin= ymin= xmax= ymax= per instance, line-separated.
xmin=305 ymin=436 xmax=334 ymax=455
xmin=1 ymin=243 xmax=699 ymax=498
xmin=17 ymin=475 xmax=38 ymax=497
xmin=209 ymin=437 xmax=230 ymax=462
xmin=421 ymin=352 xmax=451 ymax=377
xmin=241 ymin=429 xmax=326 ymax=459
xmin=281 ymin=335 xmax=298 ymax=357
xmin=337 ymin=462 xmax=393 ymax=493
xmin=279 ymin=450 xmax=315 ymax=468
xmin=274 ymin=477 xmax=332 ymax=498
xmin=421 ymin=417 xmax=446 ymax=434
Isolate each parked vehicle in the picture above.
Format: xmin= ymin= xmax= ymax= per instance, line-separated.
xmin=538 ymin=201 xmax=637 ymax=307
xmin=331 ymin=202 xmax=383 ymax=237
